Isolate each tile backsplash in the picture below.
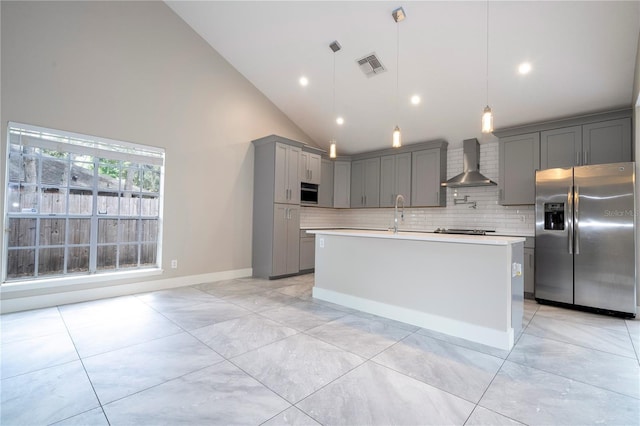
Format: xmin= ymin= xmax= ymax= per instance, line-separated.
xmin=300 ymin=142 xmax=535 ymax=236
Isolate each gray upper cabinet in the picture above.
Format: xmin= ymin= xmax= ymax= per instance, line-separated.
xmin=333 ymin=160 xmax=351 ymax=208
xmin=498 ymin=132 xmax=540 ymax=205
xmin=274 ymin=142 xmax=301 ymax=205
xmin=351 ymin=158 xmax=380 ymax=208
xmin=582 ymin=118 xmax=631 ymax=165
xmin=300 ymin=151 xmax=321 ymax=185
xmin=540 ymin=118 xmax=631 ymax=169
xmin=540 ymin=126 xmax=582 ymax=169
xmin=380 ymin=153 xmax=411 ymax=207
xmin=318 ymin=158 xmax=334 ymax=208
xmin=411 ymin=149 xmax=446 ymax=207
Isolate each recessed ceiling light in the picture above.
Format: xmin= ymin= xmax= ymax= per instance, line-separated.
xmin=299 ymin=76 xmax=309 ymax=86
xmin=336 ymin=116 xmax=344 ymax=125
xmin=518 ymin=62 xmax=532 ymax=75
xmin=410 ymin=95 xmax=421 ymax=105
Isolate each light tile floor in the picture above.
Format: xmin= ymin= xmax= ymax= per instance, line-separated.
xmin=1 ymin=273 xmax=639 ymax=425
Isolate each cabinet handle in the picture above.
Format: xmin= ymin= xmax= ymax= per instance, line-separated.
xmin=364 ymin=195 xmax=367 ymax=205
xmin=310 ymin=170 xmax=312 ymax=180
xmin=584 ymin=150 xmax=588 ymax=165
xmin=499 ymin=189 xmax=503 ymax=201
xmin=576 ymin=151 xmax=580 ymax=166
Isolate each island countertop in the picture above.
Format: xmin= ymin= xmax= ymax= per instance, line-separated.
xmin=306 ymin=229 xmax=525 ymax=246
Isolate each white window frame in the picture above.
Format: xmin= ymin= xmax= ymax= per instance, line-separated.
xmin=2 ymin=122 xmax=165 ymax=288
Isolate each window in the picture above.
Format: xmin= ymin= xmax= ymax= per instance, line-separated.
xmin=3 ymin=122 xmax=164 ymax=282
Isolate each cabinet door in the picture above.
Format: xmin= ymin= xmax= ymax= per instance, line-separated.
xmin=274 ymin=143 xmax=289 ymax=203
xmin=379 ymin=155 xmax=396 ymax=207
xmin=411 ymin=149 xmax=441 ymax=207
xmin=583 ymin=118 xmax=631 ymax=165
xmin=308 ymin=154 xmax=321 ymax=185
xmin=524 ymin=247 xmax=535 ymax=294
xmin=272 ymin=204 xmax=289 ymax=276
xmin=540 ymin=126 xmax=582 ymax=169
xmin=333 ymin=161 xmax=351 ymax=208
xmin=499 ymin=133 xmax=540 ymax=205
xmin=286 ymin=206 xmax=300 ymax=275
xmin=318 ymin=159 xmax=334 ymax=208
xmin=287 ymin=146 xmax=301 ymax=204
xmin=299 ymin=236 xmax=315 ymax=270
xmin=363 ymin=157 xmax=380 ymax=207
xmin=350 ymin=160 xmax=365 ymax=208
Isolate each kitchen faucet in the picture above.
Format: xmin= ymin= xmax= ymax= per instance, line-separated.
xmin=393 ymin=194 xmax=405 ymax=234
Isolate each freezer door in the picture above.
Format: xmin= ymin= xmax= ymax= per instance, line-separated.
xmin=535 ymin=168 xmax=574 ymax=304
xmin=574 ymin=163 xmax=636 ymax=314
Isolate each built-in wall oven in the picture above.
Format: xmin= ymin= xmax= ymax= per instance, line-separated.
xmin=300 ymin=182 xmax=318 ymax=205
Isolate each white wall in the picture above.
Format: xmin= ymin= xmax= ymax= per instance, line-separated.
xmin=0 ymin=1 xmax=314 ymax=301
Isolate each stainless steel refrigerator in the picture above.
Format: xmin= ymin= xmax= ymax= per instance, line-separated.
xmin=535 ymin=162 xmax=636 ymax=317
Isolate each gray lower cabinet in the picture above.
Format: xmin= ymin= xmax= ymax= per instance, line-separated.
xmin=380 ymin=153 xmax=411 ymax=207
xmin=333 ymin=160 xmax=351 ymax=208
xmin=318 ymin=159 xmax=334 ymax=208
xmin=498 ymin=133 xmax=540 ymax=205
xmin=299 ymin=230 xmax=315 ymax=271
xmin=523 ymin=237 xmax=535 ymax=296
xmin=351 ymin=158 xmax=380 ymax=208
xmin=411 ymin=149 xmax=446 ymax=207
xmin=272 ymin=204 xmax=300 ymax=277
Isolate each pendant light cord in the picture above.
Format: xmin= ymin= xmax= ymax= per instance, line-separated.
xmin=332 ymin=50 xmax=336 ymax=139
xmin=396 ymin=20 xmax=400 ymax=121
xmin=486 ymin=0 xmax=489 ymax=106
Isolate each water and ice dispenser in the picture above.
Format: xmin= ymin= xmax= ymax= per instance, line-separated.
xmin=544 ymin=203 xmax=565 ymax=230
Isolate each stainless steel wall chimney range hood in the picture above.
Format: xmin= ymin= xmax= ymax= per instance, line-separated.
xmin=442 ymin=138 xmax=496 ymax=188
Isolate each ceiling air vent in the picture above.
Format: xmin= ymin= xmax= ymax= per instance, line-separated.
xmin=356 ymin=53 xmax=386 ymax=77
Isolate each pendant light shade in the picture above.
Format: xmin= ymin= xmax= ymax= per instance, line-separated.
xmin=392 ymin=7 xmax=405 ymax=148
xmin=329 ymin=139 xmax=337 ymax=159
xmin=392 ymin=126 xmax=402 ymax=148
xmin=482 ymin=106 xmax=493 ymax=133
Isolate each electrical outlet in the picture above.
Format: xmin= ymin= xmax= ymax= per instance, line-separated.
xmin=171 ymin=259 xmax=178 ymax=269
xmin=319 ymin=238 xmax=325 ymax=248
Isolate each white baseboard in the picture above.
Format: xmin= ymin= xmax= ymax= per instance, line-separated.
xmin=313 ymin=287 xmax=514 ymax=351
xmin=0 ymin=268 xmax=252 ymax=314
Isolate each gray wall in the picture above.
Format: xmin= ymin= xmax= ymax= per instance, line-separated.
xmin=0 ymin=1 xmax=314 ymax=291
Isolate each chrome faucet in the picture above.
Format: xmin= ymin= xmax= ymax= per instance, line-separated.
xmin=393 ymin=194 xmax=405 ymax=234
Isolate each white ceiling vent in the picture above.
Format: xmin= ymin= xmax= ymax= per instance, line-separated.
xmin=356 ymin=53 xmax=386 ymax=77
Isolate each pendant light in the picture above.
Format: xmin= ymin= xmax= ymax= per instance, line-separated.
xmin=481 ymin=1 xmax=494 ymax=133
xmin=392 ymin=7 xmax=405 ymax=148
xmin=329 ymin=41 xmax=341 ymax=159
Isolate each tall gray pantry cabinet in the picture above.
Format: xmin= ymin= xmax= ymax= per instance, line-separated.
xmin=252 ymin=136 xmax=303 ymax=279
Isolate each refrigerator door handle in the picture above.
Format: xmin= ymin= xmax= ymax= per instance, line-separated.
xmin=574 ymin=185 xmax=580 ymax=255
xmin=567 ymin=185 xmax=574 ymax=254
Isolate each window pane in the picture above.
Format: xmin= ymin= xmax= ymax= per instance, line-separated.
xmin=97 ymin=245 xmax=117 ymax=270
xmin=123 ymin=164 xmax=139 ymax=192
xmin=118 ymin=244 xmax=139 ymax=268
xmin=9 ymin=149 xmax=39 ymax=185
xmin=7 ymin=218 xmax=36 ymax=247
xmin=40 ymin=189 xmax=66 ymax=214
xmin=119 ymin=219 xmax=138 ymax=243
xmin=141 ymin=168 xmax=160 ymax=193
xmin=97 ymin=192 xmax=119 ymax=215
xmin=67 ymin=246 xmax=89 ymax=273
xmin=98 ymin=219 xmax=118 ymax=243
xmin=40 ymin=219 xmax=66 ymax=246
xmin=68 ymin=219 xmax=91 ymax=245
xmin=70 ymin=161 xmax=94 ymax=188
xmin=68 ymin=191 xmax=93 ymax=215
xmin=140 ymin=219 xmax=158 ymax=242
xmin=140 ymin=243 xmax=157 ymax=266
xmin=41 ymin=156 xmax=69 ymax=186
xmin=140 ymin=196 xmax=159 ymax=217
xmin=119 ymin=193 xmax=140 ymax=216
xmin=38 ymin=247 xmax=65 ymax=276
xmin=7 ymin=249 xmax=35 ymax=279
xmin=97 ymin=159 xmax=121 ymax=191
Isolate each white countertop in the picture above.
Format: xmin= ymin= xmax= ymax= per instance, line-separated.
xmin=306 ymin=229 xmax=525 ymax=246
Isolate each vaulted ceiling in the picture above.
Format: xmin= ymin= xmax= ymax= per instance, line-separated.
xmin=166 ymin=1 xmax=640 ymax=153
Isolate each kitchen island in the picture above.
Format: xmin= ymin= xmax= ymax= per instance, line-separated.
xmin=307 ymin=229 xmax=525 ymax=350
